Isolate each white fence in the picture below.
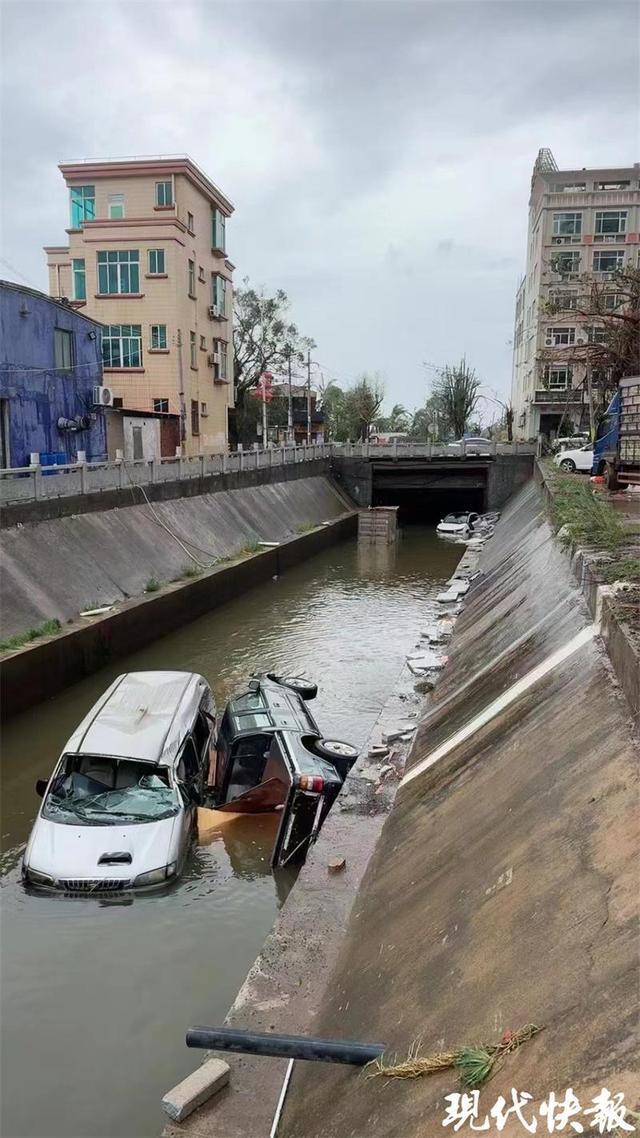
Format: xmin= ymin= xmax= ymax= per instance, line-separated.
xmin=0 ymin=441 xmax=536 ymax=506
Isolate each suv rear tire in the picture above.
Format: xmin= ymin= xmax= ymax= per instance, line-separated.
xmin=279 ymin=677 xmax=318 ymax=701
xmin=314 ymin=738 xmax=359 ymax=763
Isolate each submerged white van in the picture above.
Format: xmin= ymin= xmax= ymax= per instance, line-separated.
xmin=22 ymin=671 xmax=215 ymax=894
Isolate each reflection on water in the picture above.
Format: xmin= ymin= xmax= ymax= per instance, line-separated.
xmin=0 ymin=529 xmax=460 ymax=1138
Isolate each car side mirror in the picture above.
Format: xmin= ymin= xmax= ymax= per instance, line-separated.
xmin=35 ymin=779 xmax=48 ymax=798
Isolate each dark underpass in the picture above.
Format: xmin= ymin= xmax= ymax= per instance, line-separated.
xmin=374 ymin=485 xmax=486 ymax=523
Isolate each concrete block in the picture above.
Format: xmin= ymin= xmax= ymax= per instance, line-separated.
xmin=162 ymin=1058 xmax=230 ymax=1122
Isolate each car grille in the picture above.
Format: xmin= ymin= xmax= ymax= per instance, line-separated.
xmin=56 ymin=878 xmax=131 ymax=893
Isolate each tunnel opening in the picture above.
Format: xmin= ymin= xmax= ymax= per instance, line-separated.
xmin=372 ymin=486 xmax=487 ymax=525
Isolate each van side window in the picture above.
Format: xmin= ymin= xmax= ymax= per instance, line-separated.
xmin=177 ymin=738 xmax=199 ymax=783
xmin=193 ymin=711 xmax=210 ymax=757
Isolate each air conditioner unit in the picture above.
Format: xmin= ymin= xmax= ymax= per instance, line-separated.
xmin=207 ymin=304 xmax=222 ymax=319
xmin=207 ymin=353 xmax=219 ymax=366
xmin=93 ymin=385 xmax=114 ymax=407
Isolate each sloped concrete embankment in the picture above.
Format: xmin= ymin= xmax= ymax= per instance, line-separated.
xmin=267 ymin=479 xmax=638 ymax=1137
xmin=0 ymin=475 xmax=350 ymax=639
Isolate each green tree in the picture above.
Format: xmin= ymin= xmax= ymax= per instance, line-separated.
xmin=431 ymin=358 xmax=480 ymax=439
xmin=346 ymin=374 xmax=385 ymax=441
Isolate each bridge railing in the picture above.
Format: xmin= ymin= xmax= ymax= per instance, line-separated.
xmin=0 ymin=440 xmax=536 ymax=506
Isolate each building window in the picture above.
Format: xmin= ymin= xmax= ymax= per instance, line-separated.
xmin=97 ymin=249 xmax=140 ymax=294
xmin=593 ymin=250 xmax=625 ymax=274
xmin=191 ymin=399 xmax=200 ymax=435
xmin=201 ymin=402 xmax=208 ymax=416
xmin=587 ymin=326 xmax=607 ymax=344
xmin=189 ymin=330 xmax=197 ymax=368
xmin=54 ymin=328 xmax=74 ymax=371
xmin=551 ymin=183 xmax=586 ymax=193
xmin=155 ymin=180 xmax=173 ymax=207
xmin=108 ymin=193 xmax=125 ymax=219
xmin=594 ymin=210 xmax=627 ymax=235
xmin=102 ymin=324 xmax=142 ymax=368
xmin=148 ymin=248 xmax=165 ymax=275
xmin=198 ymin=265 xmax=205 ymax=282
xmin=552 ymin=212 xmax=582 ymax=237
xmin=213 ymin=338 xmax=228 ymax=380
xmin=594 ymin=180 xmax=630 ymax=191
xmin=603 ymin=292 xmax=624 ymax=311
xmin=211 ymin=273 xmax=227 ymax=315
xmin=72 ymin=258 xmax=86 ymax=301
xmin=551 ymin=251 xmax=580 ymax=276
xmin=548 ymin=290 xmax=578 ymax=312
xmin=187 ymin=211 xmax=194 ymax=233
xmin=153 ymin=398 xmax=169 ymax=413
xmin=70 ymin=185 xmax=95 ymax=228
xmin=212 ymin=208 xmax=226 ymax=253
xmin=544 ymin=365 xmax=572 ymax=390
xmin=188 ymin=259 xmax=196 ymax=296
xmin=200 ymin=334 xmax=206 ymax=350
xmin=150 ymin=324 xmax=167 ymax=350
xmin=545 ymin=326 xmax=575 ymax=346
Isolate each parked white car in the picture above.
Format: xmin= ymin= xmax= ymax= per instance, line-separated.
xmin=553 ymin=445 xmax=594 ymax=473
xmin=22 ymin=671 xmax=215 ymax=894
xmin=437 ymin=511 xmax=479 ymax=536
xmin=550 ymin=434 xmax=590 ymax=453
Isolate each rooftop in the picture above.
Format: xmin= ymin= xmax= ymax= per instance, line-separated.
xmin=58 ymin=154 xmax=234 ymax=215
xmin=0 ymin=278 xmax=103 ymax=329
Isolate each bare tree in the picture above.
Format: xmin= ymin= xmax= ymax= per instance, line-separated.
xmin=347 ymin=374 xmax=385 ymax=441
xmin=431 ymin=358 xmax=480 ymax=438
xmin=233 ymin=280 xmax=314 ymax=397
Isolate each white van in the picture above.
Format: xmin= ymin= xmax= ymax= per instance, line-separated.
xmin=22 ymin=671 xmax=215 ymax=894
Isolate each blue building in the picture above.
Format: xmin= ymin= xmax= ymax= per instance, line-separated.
xmin=0 ymin=280 xmax=107 ymax=467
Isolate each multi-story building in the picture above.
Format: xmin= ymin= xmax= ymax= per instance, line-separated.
xmin=44 ymin=156 xmax=234 ymax=456
xmin=511 ymin=149 xmax=639 ymax=439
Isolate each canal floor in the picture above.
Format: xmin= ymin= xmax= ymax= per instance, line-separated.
xmin=0 ymin=528 xmax=461 ymax=1138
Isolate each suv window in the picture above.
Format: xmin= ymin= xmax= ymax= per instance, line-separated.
xmin=177 ymin=738 xmax=199 ymax=783
xmin=193 ymin=711 xmax=210 ymax=757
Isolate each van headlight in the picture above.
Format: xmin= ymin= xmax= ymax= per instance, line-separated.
xmin=24 ymin=866 xmax=54 ymax=887
xmin=133 ymin=862 xmax=177 ymax=887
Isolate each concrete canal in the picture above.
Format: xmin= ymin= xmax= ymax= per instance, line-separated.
xmin=0 ymin=527 xmax=461 ymax=1138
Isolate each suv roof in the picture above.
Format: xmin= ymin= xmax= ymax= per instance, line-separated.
xmin=65 ymin=671 xmax=211 ymax=765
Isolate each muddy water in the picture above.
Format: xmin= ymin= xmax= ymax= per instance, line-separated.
xmin=0 ymin=529 xmax=461 ymax=1138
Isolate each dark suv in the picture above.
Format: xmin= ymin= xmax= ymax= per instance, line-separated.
xmin=211 ymin=674 xmax=358 ymax=868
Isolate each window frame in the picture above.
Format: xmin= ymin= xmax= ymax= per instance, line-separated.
xmin=155 ymin=180 xmax=173 ymax=207
xmin=211 ymin=273 xmax=227 ymax=315
xmin=150 ymin=324 xmax=168 ymax=350
xmin=545 ymin=326 xmax=576 ymax=347
xmin=72 ymin=258 xmax=86 ymax=301
xmin=552 ymin=211 xmax=582 ymax=237
xmin=97 ymin=249 xmax=140 ymax=295
xmin=147 ymin=248 xmax=165 ymax=275
xmin=70 ymin=185 xmax=95 ymax=228
xmin=189 ymin=330 xmax=197 ymax=369
xmin=552 ymin=251 xmax=581 ymax=276
xmin=108 ymin=193 xmax=125 ymax=220
xmin=544 ymin=364 xmax=572 ymax=391
xmin=153 ymin=398 xmax=169 ymax=413
xmin=592 ymin=249 xmax=625 ymax=273
xmin=191 ymin=399 xmax=200 ymax=436
xmin=594 ymin=210 xmax=627 ymax=235
xmin=213 ymin=337 xmax=228 ymax=380
xmin=102 ymin=324 xmax=143 ymax=369
xmin=54 ymin=328 xmax=74 ymax=372
xmin=212 ymin=208 xmax=226 ymax=253
xmin=187 ymin=211 xmax=195 ymax=233
xmin=188 ymin=259 xmax=196 ymax=297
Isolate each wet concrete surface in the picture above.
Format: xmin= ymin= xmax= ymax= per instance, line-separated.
xmin=0 ymin=527 xmax=461 ymax=1138
xmin=274 ymin=481 xmax=640 ymax=1138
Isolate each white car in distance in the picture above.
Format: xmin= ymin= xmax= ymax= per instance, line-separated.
xmin=553 ymin=444 xmax=594 ymax=474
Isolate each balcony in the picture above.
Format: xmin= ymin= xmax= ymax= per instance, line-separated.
xmin=533 ymin=388 xmax=586 ymax=405
xmin=292 ymin=408 xmax=325 ymax=425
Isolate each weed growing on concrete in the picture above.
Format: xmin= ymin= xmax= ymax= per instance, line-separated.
xmin=599 ymin=558 xmax=640 ymax=583
xmin=172 ymin=564 xmax=202 ymax=581
xmin=237 ymin=540 xmax=262 ymax=556
xmin=0 ymin=618 xmax=62 ymax=653
xmin=550 ymin=474 xmax=628 ymax=552
xmin=296 ymin=522 xmax=318 ymax=534
xmin=145 ymin=576 xmax=161 ymax=593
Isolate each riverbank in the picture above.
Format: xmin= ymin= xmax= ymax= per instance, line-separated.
xmin=167 ymin=478 xmax=639 ymax=1138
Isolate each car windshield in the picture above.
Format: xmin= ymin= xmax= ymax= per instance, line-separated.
xmin=42 ymin=757 xmax=179 ymax=826
xmin=443 ymin=514 xmax=469 ymax=524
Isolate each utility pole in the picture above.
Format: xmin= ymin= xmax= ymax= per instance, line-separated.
xmin=286 ymin=346 xmax=293 ymax=445
xmin=306 ymin=348 xmax=312 ymax=444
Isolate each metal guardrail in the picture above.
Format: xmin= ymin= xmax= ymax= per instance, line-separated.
xmin=0 ymin=441 xmax=537 ymax=506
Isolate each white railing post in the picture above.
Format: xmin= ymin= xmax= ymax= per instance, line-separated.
xmin=151 ymin=458 xmax=159 ymax=482
xmin=222 ymin=451 xmax=228 ymax=474
xmin=393 ymin=438 xmax=398 ymax=460
xmin=115 ymin=451 xmax=124 ymax=490
xmin=178 ymin=455 xmax=185 ymax=479
xmin=240 ymin=449 xmax=244 ymax=471
xmin=199 ymin=454 xmax=205 ymax=479
xmin=77 ymin=450 xmax=88 ymax=495
xmin=29 ymin=453 xmax=42 ymax=500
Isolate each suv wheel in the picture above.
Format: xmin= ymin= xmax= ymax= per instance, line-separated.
xmin=314 ymin=738 xmax=359 ymax=763
xmin=279 ymin=677 xmax=318 ymax=700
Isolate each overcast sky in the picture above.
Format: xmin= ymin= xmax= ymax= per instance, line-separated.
xmin=1 ymin=0 xmax=638 ymax=415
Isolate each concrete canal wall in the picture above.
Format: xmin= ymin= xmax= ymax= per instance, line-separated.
xmin=169 ymin=478 xmax=639 ymax=1138
xmin=0 ymin=476 xmax=356 ymax=718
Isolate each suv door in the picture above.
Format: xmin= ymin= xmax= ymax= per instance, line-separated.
xmin=176 ymin=737 xmax=201 ymax=855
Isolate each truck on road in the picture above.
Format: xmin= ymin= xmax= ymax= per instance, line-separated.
xmin=592 ymin=375 xmax=640 ymax=490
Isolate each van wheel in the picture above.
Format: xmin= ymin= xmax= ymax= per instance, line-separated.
xmin=314 ymin=738 xmax=359 ymax=763
xmin=560 ymin=458 xmax=576 ymax=472
xmin=280 ymin=677 xmax=318 ymax=700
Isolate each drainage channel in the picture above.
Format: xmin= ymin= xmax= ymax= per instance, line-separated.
xmin=0 ymin=527 xmax=462 ymax=1138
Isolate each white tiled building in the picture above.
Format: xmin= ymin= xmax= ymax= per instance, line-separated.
xmin=511 ymin=149 xmax=640 ymax=439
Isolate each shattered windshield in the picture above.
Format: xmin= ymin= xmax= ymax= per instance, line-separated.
xmin=42 ymin=757 xmax=180 ymax=826
xmin=443 ymin=514 xmax=469 ymax=524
